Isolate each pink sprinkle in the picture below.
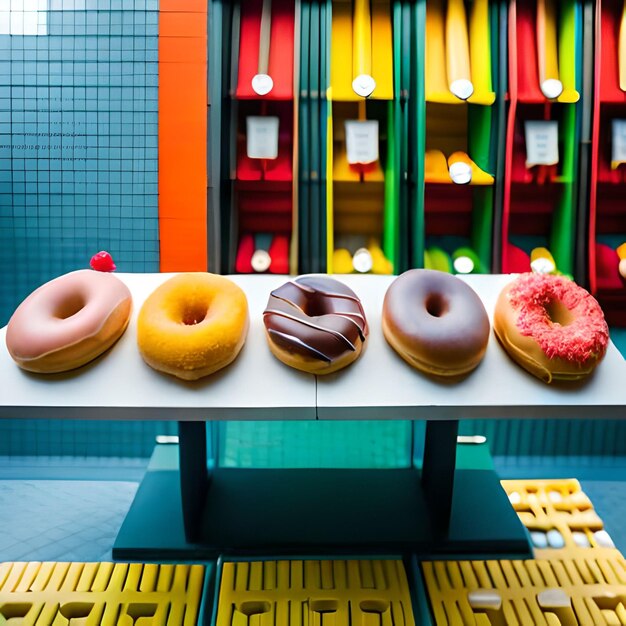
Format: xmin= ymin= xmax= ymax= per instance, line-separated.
xmin=508 ymin=274 xmax=609 ymax=364
xmin=90 ymin=251 xmax=116 ymax=272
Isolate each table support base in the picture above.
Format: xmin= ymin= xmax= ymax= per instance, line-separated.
xmin=179 ymin=421 xmax=209 ymax=542
xmin=422 ymin=420 xmax=459 ymax=532
xmin=113 ymin=444 xmax=531 ymax=561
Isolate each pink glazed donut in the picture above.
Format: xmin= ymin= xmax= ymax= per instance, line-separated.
xmin=6 ymin=269 xmax=132 ymax=373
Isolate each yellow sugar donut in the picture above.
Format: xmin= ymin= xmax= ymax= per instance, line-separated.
xmin=137 ymin=273 xmax=249 ymax=380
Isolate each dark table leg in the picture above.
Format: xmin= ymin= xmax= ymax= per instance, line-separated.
xmin=421 ymin=420 xmax=459 ymax=532
xmin=178 ymin=421 xmax=209 ymax=542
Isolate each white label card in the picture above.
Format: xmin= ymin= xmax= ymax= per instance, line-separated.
xmin=524 ymin=120 xmax=559 ymax=167
xmin=345 ymin=120 xmax=379 ymax=165
xmin=246 ymin=116 xmax=279 ymax=160
xmin=611 ymin=119 xmax=626 ymax=169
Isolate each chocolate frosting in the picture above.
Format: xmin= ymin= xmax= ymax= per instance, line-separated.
xmin=383 ymin=269 xmax=490 ymax=369
xmin=263 ymin=276 xmax=368 ymax=364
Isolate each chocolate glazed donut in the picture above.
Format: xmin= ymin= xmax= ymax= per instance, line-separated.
xmin=383 ymin=269 xmax=490 ymax=377
xmin=263 ymin=276 xmax=368 ymax=374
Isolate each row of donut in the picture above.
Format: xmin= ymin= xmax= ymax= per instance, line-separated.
xmin=4 ymin=268 xmax=610 ymax=385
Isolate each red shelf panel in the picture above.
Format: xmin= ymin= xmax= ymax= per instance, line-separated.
xmin=508 ymin=184 xmax=563 ymax=214
xmin=595 ymin=105 xmax=626 ymax=182
xmin=595 ymin=242 xmax=623 ymax=290
xmin=509 ymin=103 xmax=563 ymax=183
xmin=502 ymin=241 xmax=531 ymax=274
xmin=588 ymin=0 xmax=626 ymax=294
xmin=599 ymin=0 xmax=626 ymax=103
xmin=236 ymin=139 xmax=294 ymax=182
xmin=235 ymin=233 xmax=290 ymax=274
xmin=514 ymin=0 xmax=545 ymax=102
xmin=236 ymin=0 xmax=295 ymax=100
xmin=424 ymin=185 xmax=474 ymax=214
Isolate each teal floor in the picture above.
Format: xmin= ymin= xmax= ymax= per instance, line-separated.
xmin=1 ymin=454 xmax=625 ymax=563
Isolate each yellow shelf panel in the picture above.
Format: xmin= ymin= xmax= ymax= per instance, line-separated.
xmin=333 ymin=142 xmax=385 ymax=181
xmin=330 ymin=0 xmax=393 ymax=101
xmin=426 ymin=0 xmax=495 ymax=105
xmin=425 ymin=0 xmax=449 ymax=103
xmin=424 ymin=149 xmax=494 ymax=185
xmin=370 ymin=0 xmax=394 ymax=100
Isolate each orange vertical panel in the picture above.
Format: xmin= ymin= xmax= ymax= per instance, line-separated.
xmin=160 ymin=0 xmax=207 ymax=12
xmin=158 ymin=3 xmax=208 ymax=271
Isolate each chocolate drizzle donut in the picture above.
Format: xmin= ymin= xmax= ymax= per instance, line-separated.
xmin=263 ymin=276 xmax=368 ymax=374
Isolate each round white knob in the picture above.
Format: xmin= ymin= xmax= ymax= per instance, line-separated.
xmin=352 ymin=74 xmax=376 ymax=98
xmin=252 ymin=74 xmax=274 ymax=96
xmin=449 ymin=78 xmax=474 ymax=101
xmin=251 ymin=249 xmax=272 ymax=272
xmin=352 ymin=248 xmax=373 ymax=273
xmin=540 ymin=78 xmax=563 ymax=100
xmin=449 ymin=161 xmax=472 ymax=185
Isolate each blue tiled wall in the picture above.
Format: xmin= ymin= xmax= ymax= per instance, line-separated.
xmin=0 ymin=418 xmax=177 ymax=457
xmin=0 ymin=0 xmax=164 ymax=457
xmin=0 ymin=0 xmax=160 ymax=328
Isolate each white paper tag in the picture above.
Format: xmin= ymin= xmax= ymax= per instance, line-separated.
xmin=524 ymin=120 xmax=559 ymax=167
xmin=345 ymin=120 xmax=379 ymax=165
xmin=611 ymin=119 xmax=626 ymax=169
xmin=246 ymin=116 xmax=279 ymax=160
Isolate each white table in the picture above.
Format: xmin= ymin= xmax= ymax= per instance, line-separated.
xmin=1 ymin=273 xmax=623 ymax=559
xmin=317 ymin=274 xmax=626 ymax=420
xmin=2 ymin=273 xmax=623 ymax=420
xmin=0 ymin=274 xmax=316 ymax=421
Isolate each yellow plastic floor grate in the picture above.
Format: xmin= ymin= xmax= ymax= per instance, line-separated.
xmin=422 ymin=557 xmax=626 ymax=625
xmin=422 ymin=558 xmax=626 ymax=626
xmin=215 ymin=559 xmax=415 ymax=626
xmin=501 ymin=479 xmax=622 ymax=560
xmin=0 ymin=561 xmax=204 ymax=626
xmin=422 ymin=480 xmax=626 ymax=625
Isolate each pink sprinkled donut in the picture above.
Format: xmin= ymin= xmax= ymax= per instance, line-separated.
xmin=6 ymin=270 xmax=132 ymax=373
xmin=494 ymin=274 xmax=609 ymax=383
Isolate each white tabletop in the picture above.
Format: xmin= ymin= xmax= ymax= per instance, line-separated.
xmin=0 ymin=274 xmax=316 ymax=421
xmin=316 ymin=274 xmax=626 ymax=420
xmin=1 ymin=273 xmax=625 ymax=421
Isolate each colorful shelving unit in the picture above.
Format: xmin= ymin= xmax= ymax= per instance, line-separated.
xmin=589 ymin=0 xmax=626 ymax=324
xmin=326 ymin=0 xmax=398 ymax=275
xmin=416 ymin=0 xmax=501 ymax=276
xmin=501 ymin=0 xmax=583 ymax=278
xmin=220 ymin=0 xmax=296 ymax=275
xmin=298 ymin=0 xmax=331 ymax=273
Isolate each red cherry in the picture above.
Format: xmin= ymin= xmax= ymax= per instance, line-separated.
xmin=90 ymin=251 xmax=117 ymax=272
